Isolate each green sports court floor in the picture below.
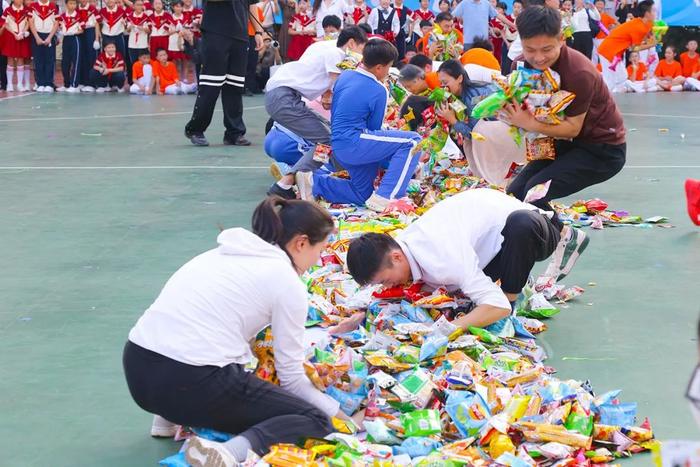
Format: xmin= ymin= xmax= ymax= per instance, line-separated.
xmin=0 ymin=91 xmax=698 ymax=466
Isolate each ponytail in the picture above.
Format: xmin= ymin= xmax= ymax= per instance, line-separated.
xmin=252 ymin=196 xmax=334 ymax=251
xmin=312 ymin=0 xmax=322 ymax=16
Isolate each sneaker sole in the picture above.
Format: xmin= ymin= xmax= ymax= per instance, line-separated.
xmin=556 ymin=233 xmax=590 ymax=281
xmin=296 ymin=173 xmax=313 ymax=201
xmin=150 ymin=426 xmax=177 ymax=438
xmin=269 ymin=163 xmax=282 ymax=181
xmin=185 ymin=437 xmax=229 ymax=467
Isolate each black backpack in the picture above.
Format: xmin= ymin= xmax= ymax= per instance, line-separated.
xmin=586 ymin=8 xmax=601 ymax=36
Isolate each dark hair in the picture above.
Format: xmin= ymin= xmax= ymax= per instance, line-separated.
xmin=322 ymin=14 xmax=342 ymax=30
xmin=252 ymin=197 xmax=334 ymax=253
xmin=347 ymin=233 xmax=400 ymax=286
xmin=155 ymin=47 xmax=168 ymax=55
xmin=409 ymin=53 xmax=432 ymax=70
xmin=138 ymin=50 xmax=150 ymax=57
xmin=497 ymin=1 xmax=507 ymax=10
xmin=438 ymin=59 xmax=471 ymax=89
xmin=513 ymin=0 xmax=523 ymax=4
xmin=472 ymin=36 xmax=493 ymax=51
xmin=636 ymin=0 xmax=654 ymax=17
xmin=438 ymin=0 xmax=450 ymax=7
xmin=337 ymin=25 xmax=368 ymax=47
xmin=435 ymin=11 xmax=453 ymax=23
xmin=516 ymin=5 xmax=561 ymax=39
xmin=362 ymin=38 xmax=398 ymax=67
xmin=419 ymin=19 xmax=433 ymax=29
xmin=171 ymin=0 xmax=182 ymax=6
xmin=358 ymin=23 xmax=373 ymax=35
xmin=523 ymin=0 xmax=544 ymax=7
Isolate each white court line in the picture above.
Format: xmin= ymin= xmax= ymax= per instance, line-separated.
xmin=0 ymin=165 xmax=269 ymax=170
xmin=0 ymin=105 xmax=265 ymax=123
xmin=622 ymin=112 xmax=700 ymax=120
xmin=625 ymin=165 xmax=700 ymax=169
xmin=0 ymin=92 xmax=36 ymax=101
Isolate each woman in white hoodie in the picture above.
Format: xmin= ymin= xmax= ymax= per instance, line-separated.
xmin=123 ymin=197 xmax=356 ymax=466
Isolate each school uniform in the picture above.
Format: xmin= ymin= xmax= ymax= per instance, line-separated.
xmin=285 ymin=12 xmax=315 ymax=61
xmin=0 ymin=0 xmax=7 ymax=90
xmin=29 ymin=0 xmax=59 ymax=88
xmin=265 ymin=40 xmax=344 ymax=172
xmin=622 ymin=61 xmax=659 ymax=93
xmin=152 ymin=58 xmax=195 ymax=94
xmin=127 ymin=10 xmax=150 ymax=78
xmin=393 ymin=4 xmax=411 ymax=60
xmin=410 ymin=7 xmax=433 ymax=40
xmin=129 ymin=58 xmax=152 ymax=93
xmin=77 ymin=3 xmax=99 ymax=87
xmin=58 ymin=10 xmax=83 ymax=89
xmin=367 ymin=6 xmax=399 ymax=43
xmin=148 ymin=10 xmax=170 ymax=59
xmin=312 ymin=68 xmax=422 ymax=206
xmin=167 ymin=12 xmax=186 ymax=60
xmin=90 ymin=49 xmax=125 ymax=88
xmin=347 ymin=4 xmax=370 ymax=25
xmin=1 ymin=4 xmax=31 ymax=58
xmin=123 ymin=228 xmax=337 ymax=454
xmin=182 ymin=4 xmax=202 ymax=34
xmin=100 ymin=5 xmax=127 ymax=62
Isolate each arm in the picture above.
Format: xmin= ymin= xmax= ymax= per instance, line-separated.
xmin=46 ymin=19 xmax=59 ymax=43
xmin=503 ymin=102 xmax=587 ymax=139
xmin=367 ymin=87 xmax=387 ymax=130
xmin=452 ymin=0 xmax=463 ymax=19
xmin=29 ymin=15 xmax=43 ymax=43
xmin=271 ymin=283 xmax=341 ymax=418
xmin=391 ymin=10 xmax=399 ymax=36
xmin=451 ymin=259 xmax=511 ymax=330
xmin=367 ymin=8 xmax=377 ymax=32
xmin=249 ymin=4 xmax=264 ymax=49
xmin=496 ymin=12 xmax=515 ymax=29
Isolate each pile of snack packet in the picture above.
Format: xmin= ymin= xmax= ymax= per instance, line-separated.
xmin=156 ymin=62 xmax=662 ymax=467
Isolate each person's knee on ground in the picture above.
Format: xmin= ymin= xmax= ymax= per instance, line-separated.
xmin=165 ymin=84 xmax=181 ymax=95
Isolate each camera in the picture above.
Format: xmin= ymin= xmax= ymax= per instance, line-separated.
xmin=271 ymin=40 xmax=280 ymax=49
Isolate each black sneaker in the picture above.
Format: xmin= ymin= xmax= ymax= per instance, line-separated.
xmin=223 ymin=136 xmax=251 ymax=146
xmin=267 ymin=182 xmax=296 ymax=200
xmin=185 ymin=130 xmax=209 ymax=146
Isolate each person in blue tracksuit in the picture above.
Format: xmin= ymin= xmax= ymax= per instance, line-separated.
xmin=295 ymin=38 xmax=422 ymax=212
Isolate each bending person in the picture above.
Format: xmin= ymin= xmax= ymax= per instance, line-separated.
xmin=123 ymin=198 xmax=361 ymax=466
xmin=346 ymin=188 xmax=567 ymax=333
xmin=265 ymin=26 xmax=368 ymax=199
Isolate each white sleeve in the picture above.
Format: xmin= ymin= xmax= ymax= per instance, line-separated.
xmin=316 ymin=11 xmax=325 ymax=37
xmin=459 ymin=250 xmax=511 ymax=310
xmin=507 ymin=35 xmax=522 ymax=60
xmin=589 ymin=7 xmax=601 ymax=20
xmin=323 ymin=49 xmax=342 ymax=75
xmin=367 ymin=8 xmax=378 ymax=32
xmin=271 ymin=281 xmax=340 ymax=417
xmin=392 ymin=9 xmax=399 ymax=35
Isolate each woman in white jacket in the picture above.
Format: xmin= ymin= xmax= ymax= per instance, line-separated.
xmin=571 ymin=0 xmax=600 ymax=59
xmin=123 ymin=197 xmax=357 ymax=466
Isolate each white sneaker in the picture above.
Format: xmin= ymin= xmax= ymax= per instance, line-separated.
xmin=96 ymin=87 xmax=107 ymax=93
xmin=117 ymin=87 xmax=125 ymax=94
xmin=18 ymin=84 xmax=28 ymax=92
xmin=542 ymin=226 xmax=590 ymax=282
xmin=67 ymin=87 xmax=80 ymax=93
xmin=295 ymin=171 xmax=314 ymax=200
xmin=110 ymin=86 xmax=119 ymax=92
xmin=45 ymin=86 xmax=54 ymax=93
xmin=6 ymin=83 xmax=15 ymax=92
xmin=33 ymin=83 xmax=39 ymax=91
xmin=365 ymin=192 xmax=391 ymax=212
xmin=185 ymin=437 xmax=237 ymax=467
xmin=56 ymin=86 xmax=67 ymax=92
xmin=150 ymin=415 xmax=178 ymax=438
xmin=81 ymin=86 xmax=95 ymax=92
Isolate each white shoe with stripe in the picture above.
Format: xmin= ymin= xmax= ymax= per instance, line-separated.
xmin=185 ymin=437 xmax=238 ymax=467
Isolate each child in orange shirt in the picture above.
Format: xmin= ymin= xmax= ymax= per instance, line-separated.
xmin=152 ymin=47 xmax=195 ymax=94
xmin=655 ymin=46 xmax=685 ymax=92
xmin=681 ymin=39 xmax=700 ymax=91
xmin=129 ymin=50 xmax=153 ymax=94
xmin=622 ymin=50 xmax=659 ymax=93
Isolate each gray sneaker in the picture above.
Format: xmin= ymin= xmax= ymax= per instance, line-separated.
xmin=185 ymin=130 xmax=209 ymax=147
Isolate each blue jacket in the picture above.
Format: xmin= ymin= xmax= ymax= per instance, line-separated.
xmin=453 ymin=82 xmax=497 ymax=139
xmin=330 ymin=68 xmax=388 ymax=152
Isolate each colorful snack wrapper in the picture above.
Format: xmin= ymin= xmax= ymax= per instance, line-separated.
xmin=401 ymin=409 xmax=442 ymax=437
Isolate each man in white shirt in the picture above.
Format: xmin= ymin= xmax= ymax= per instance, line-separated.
xmin=346 ymin=189 xmax=588 ymax=330
xmin=265 ymin=25 xmax=367 ymax=199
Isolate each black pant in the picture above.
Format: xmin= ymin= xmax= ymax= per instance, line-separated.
xmin=483 ymin=210 xmax=561 ymax=294
xmin=0 ymin=55 xmax=7 ymax=89
xmin=89 ymin=69 xmax=125 ymax=88
xmin=80 ymin=28 xmax=97 ymax=86
xmin=508 ymin=139 xmax=625 ymax=212
xmin=245 ymin=35 xmax=259 ymax=93
xmin=185 ymin=31 xmax=248 ymax=140
xmin=61 ymin=35 xmax=82 ymax=88
xmin=32 ymin=33 xmax=56 ymax=87
xmin=122 ymin=341 xmax=333 ymax=454
xmin=395 ymin=30 xmax=407 ymax=61
xmin=572 ymin=31 xmax=593 ymax=60
xmin=123 ymin=34 xmax=133 ymax=84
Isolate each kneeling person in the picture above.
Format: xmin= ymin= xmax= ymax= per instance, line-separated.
xmin=153 ymin=48 xmax=197 ymax=95
xmin=297 ymin=39 xmax=422 ymax=212
xmin=347 ymin=189 xmax=586 ymax=330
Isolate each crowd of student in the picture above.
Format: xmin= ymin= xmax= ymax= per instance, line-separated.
xmin=0 ymin=0 xmax=201 ymax=93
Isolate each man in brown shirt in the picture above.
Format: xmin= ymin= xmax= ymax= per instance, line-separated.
xmin=501 ymin=5 xmax=626 ymax=282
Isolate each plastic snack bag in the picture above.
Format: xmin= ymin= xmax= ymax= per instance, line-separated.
xmin=401 ymin=409 xmax=442 ymax=437
xmin=445 ymin=390 xmax=491 ymax=438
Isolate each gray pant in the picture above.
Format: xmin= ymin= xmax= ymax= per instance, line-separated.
xmin=265 ymin=86 xmax=331 ymax=173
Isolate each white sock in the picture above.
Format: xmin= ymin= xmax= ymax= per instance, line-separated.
xmin=7 ymin=66 xmax=15 ymax=87
xmin=16 ymin=66 xmax=25 ymax=86
xmin=222 ymin=435 xmax=252 ymax=462
xmin=276 ymin=181 xmax=293 ymax=189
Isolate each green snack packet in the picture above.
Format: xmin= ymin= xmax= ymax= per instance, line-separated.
xmin=468 ymin=326 xmax=502 ymax=345
xmin=391 ymin=82 xmax=408 ymax=106
xmin=565 ymin=412 xmax=594 ymax=436
xmin=395 ymin=345 xmax=421 ymax=364
xmin=470 ymin=90 xmax=508 ymax=119
xmin=401 ymin=409 xmax=442 ymax=437
xmin=314 ymin=347 xmax=337 ymax=364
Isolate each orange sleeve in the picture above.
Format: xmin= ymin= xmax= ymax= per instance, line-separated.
xmin=655 ymin=61 xmax=668 ymax=78
xmin=132 ymin=61 xmax=143 ymax=80
xmin=673 ymin=62 xmax=683 ymax=78
xmin=416 ymin=37 xmax=428 ymax=55
xmin=425 ymin=71 xmax=440 ymax=90
xmin=626 ymin=65 xmax=633 ymax=79
xmin=456 ymin=29 xmax=463 ymax=44
xmin=598 ymin=19 xmax=650 ymax=62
